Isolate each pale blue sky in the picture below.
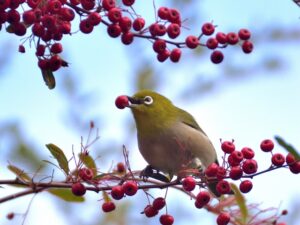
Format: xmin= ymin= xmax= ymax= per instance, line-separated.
xmin=0 ymin=1 xmax=300 ymax=225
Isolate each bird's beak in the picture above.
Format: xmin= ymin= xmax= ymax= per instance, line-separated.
xmin=127 ymin=96 xmax=143 ymax=108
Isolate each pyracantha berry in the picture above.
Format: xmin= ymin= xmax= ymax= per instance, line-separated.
xmin=132 ymin=17 xmax=145 ymax=31
xmin=216 ymin=180 xmax=231 ymax=195
xmin=122 ymin=181 xmax=138 ymax=196
xmin=81 ymin=0 xmax=95 ymax=10
xmin=119 ymin=16 xmax=132 ymax=33
xmin=49 ymin=54 xmax=62 ymax=71
xmin=241 ymin=147 xmax=255 ymax=159
xmin=226 ymin=32 xmax=239 ymax=45
xmin=71 ymin=182 xmax=86 ymax=196
xmin=111 ymin=185 xmax=125 ymax=200
xmin=102 ymin=201 xmax=116 ymax=212
xmin=18 ymin=44 xmax=25 ymax=53
xmin=160 ymin=214 xmax=174 ymax=225
xmin=167 ymin=23 xmax=181 ymax=39
xmin=144 ymin=205 xmax=158 ymax=217
xmin=242 ymin=159 xmax=258 ymax=174
xmin=195 ymin=191 xmax=211 ymax=207
xmin=78 ymin=167 xmax=94 ymax=181
xmin=289 ymin=162 xmax=300 ymax=174
xmin=153 ymin=39 xmax=167 ymax=54
xmin=216 ymin=166 xmax=227 ymax=180
xmin=22 ymin=10 xmax=36 ymax=25
xmin=80 ymin=19 xmax=94 ymax=34
xmin=116 ymin=162 xmax=126 ymax=173
xmin=6 ymin=212 xmax=14 ymax=220
xmin=115 ymin=95 xmax=129 ymax=109
xmin=229 ymin=166 xmax=243 ymax=180
xmin=152 ymin=197 xmax=166 ymax=210
xmin=107 ymin=23 xmax=121 ymax=38
xmin=221 ymin=141 xmax=235 ymax=154
xmin=242 ymin=40 xmax=253 ymax=54
xmin=202 ymin=22 xmax=215 ymax=35
xmin=88 ymin=12 xmax=101 ymax=26
xmin=122 ymin=0 xmax=134 ymax=6
xmin=170 ymin=48 xmax=181 ymax=62
xmin=185 ymin=35 xmax=199 ymax=49
xmin=206 ymin=37 xmax=218 ymax=49
xmin=239 ymin=180 xmax=253 ymax=193
xmin=260 ymin=139 xmax=274 ymax=152
xmin=205 ymin=162 xmax=219 ymax=177
xmin=158 ymin=7 xmax=169 ymax=20
xmin=157 ymin=49 xmax=170 ymax=62
xmin=271 ymin=153 xmax=285 ymax=167
xmin=216 ymin=32 xmax=227 ymax=44
xmin=108 ymin=7 xmax=122 ymax=23
xmin=238 ymin=28 xmax=251 ymax=40
xmin=217 ymin=212 xmax=231 ymax=225
xmin=230 ymin=151 xmax=244 ymax=164
xmin=182 ymin=176 xmax=196 ymax=191
xmin=102 ymin=0 xmax=115 ymax=10
xmin=168 ymin=8 xmax=180 ymax=24
xmin=286 ymin=153 xmax=296 ymax=165
xmin=50 ymin=43 xmax=63 ymax=54
xmin=121 ymin=32 xmax=134 ymax=45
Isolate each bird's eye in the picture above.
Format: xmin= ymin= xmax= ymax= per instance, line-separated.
xmin=143 ymin=96 xmax=153 ymax=105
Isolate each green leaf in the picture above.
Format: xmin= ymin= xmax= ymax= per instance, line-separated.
xmin=7 ymin=164 xmax=31 ymax=182
xmin=48 ymin=188 xmax=85 ymax=202
xmin=275 ymin=136 xmax=300 ymax=160
xmin=41 ymin=69 xmax=56 ymax=89
xmin=79 ymin=153 xmax=97 ymax=173
xmin=46 ymin=144 xmax=70 ymax=175
xmin=231 ymin=183 xmax=248 ymax=223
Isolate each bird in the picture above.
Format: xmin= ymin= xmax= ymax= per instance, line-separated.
xmin=118 ymin=90 xmax=220 ymax=196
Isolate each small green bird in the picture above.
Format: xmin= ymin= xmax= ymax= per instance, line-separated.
xmin=118 ymin=90 xmax=219 ymax=196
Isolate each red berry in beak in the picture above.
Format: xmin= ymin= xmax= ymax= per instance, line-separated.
xmin=115 ymin=95 xmax=129 ymax=109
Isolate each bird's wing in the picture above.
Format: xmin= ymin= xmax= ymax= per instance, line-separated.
xmin=177 ymin=108 xmax=207 ymax=135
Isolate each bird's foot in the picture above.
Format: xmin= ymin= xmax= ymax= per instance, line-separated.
xmin=140 ymin=165 xmax=170 ymax=182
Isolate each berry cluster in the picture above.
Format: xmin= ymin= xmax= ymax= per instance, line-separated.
xmin=0 ymin=0 xmax=254 ymax=88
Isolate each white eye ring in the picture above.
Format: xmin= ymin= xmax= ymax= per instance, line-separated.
xmin=144 ymin=96 xmax=153 ymax=105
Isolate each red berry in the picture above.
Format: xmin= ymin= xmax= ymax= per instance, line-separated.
xmin=206 ymin=37 xmax=218 ymax=49
xmin=27 ymin=0 xmax=39 ymax=8
xmin=216 ymin=166 xmax=227 ymax=180
xmin=228 ymin=154 xmax=241 ymax=167
xmin=87 ymin=12 xmax=101 ymax=26
xmin=241 ymin=147 xmax=255 ymax=159
xmin=205 ymin=162 xmax=219 ymax=177
xmin=217 ymin=212 xmax=230 ymax=225
xmin=196 ymin=191 xmax=211 ymax=207
xmin=170 ymin=48 xmax=181 ymax=62
xmin=152 ymin=197 xmax=166 ymax=210
xmin=107 ymin=23 xmax=121 ymax=37
xmin=50 ymin=43 xmax=63 ymax=54
xmin=167 ymin=23 xmax=180 ymax=39
xmin=38 ymin=59 xmax=50 ymax=70
xmin=119 ymin=16 xmax=132 ymax=33
xmin=242 ymin=159 xmax=258 ymax=174
xmin=210 ymin=50 xmax=224 ymax=64
xmin=122 ymin=0 xmax=134 ymax=6
xmin=116 ymin=162 xmax=126 ymax=173
xmin=153 ymin=39 xmax=166 ymax=54
xmin=78 ymin=168 xmax=94 ymax=181
xmin=289 ymin=162 xmax=300 ymax=174
xmin=79 ymin=19 xmax=94 ymax=34
xmin=286 ymin=153 xmax=296 ymax=165
xmin=111 ymin=185 xmax=125 ymax=200
xmin=216 ymin=32 xmax=227 ymax=44
xmin=182 ymin=176 xmax=196 ymax=191
xmin=32 ymin=23 xmax=45 ymax=37
xmin=132 ymin=17 xmax=145 ymax=31
xmin=22 ymin=10 xmax=36 ymax=25
xmin=41 ymin=14 xmax=56 ymax=29
xmin=102 ymin=201 xmax=116 ymax=212
xmin=81 ymin=0 xmax=95 ymax=10
xmin=158 ymin=7 xmax=169 ymax=20
xmin=216 ymin=180 xmax=231 ymax=195
xmin=102 ymin=0 xmax=115 ymax=10
xmin=36 ymin=44 xmax=45 ymax=56
xmin=108 ymin=7 xmax=122 ymax=23
xmin=160 ymin=214 xmax=174 ymax=225
xmin=70 ymin=0 xmax=80 ymax=5
xmin=47 ymin=0 xmax=62 ymax=14
xmin=0 ymin=11 xmax=7 ymax=24
xmin=202 ymin=22 xmax=215 ymax=35
xmin=144 ymin=205 xmax=158 ymax=217
xmin=71 ymin=182 xmax=86 ymax=196
xmin=271 ymin=153 xmax=285 ymax=167
xmin=7 ymin=9 xmax=20 ymax=24
xmin=238 ymin=28 xmax=251 ymax=40
xmin=60 ymin=7 xmax=75 ymax=21
xmin=0 ymin=0 xmax=10 ymax=10
xmin=13 ymin=22 xmax=26 ymax=36
xmin=185 ymin=35 xmax=199 ymax=49
xmin=221 ymin=141 xmax=235 ymax=154
xmin=115 ymin=95 xmax=129 ymax=109
xmin=157 ymin=49 xmax=170 ymax=62
xmin=229 ymin=166 xmax=243 ymax=180
xmin=230 ymin=151 xmax=244 ymax=164
xmin=239 ymin=180 xmax=253 ymax=193
xmin=18 ymin=44 xmax=25 ymax=53
xmin=154 ymin=24 xmax=167 ymax=36
xmin=121 ymin=32 xmax=134 ymax=45
xmin=242 ymin=40 xmax=253 ymax=54
xmin=260 ymin=139 xmax=274 ymax=152
xmin=49 ymin=54 xmax=62 ymax=71
xmin=122 ymin=181 xmax=138 ymax=196
xmin=6 ymin=212 xmax=14 ymax=220
xmin=168 ymin=8 xmax=180 ymax=24
xmin=226 ymin=32 xmax=239 ymax=45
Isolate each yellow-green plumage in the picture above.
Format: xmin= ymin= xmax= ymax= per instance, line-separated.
xmin=127 ymin=90 xmax=219 ymax=195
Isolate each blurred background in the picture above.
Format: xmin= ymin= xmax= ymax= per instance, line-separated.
xmin=1 ymin=0 xmax=300 ymax=224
